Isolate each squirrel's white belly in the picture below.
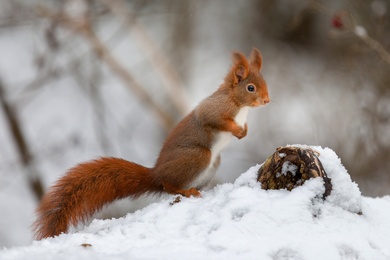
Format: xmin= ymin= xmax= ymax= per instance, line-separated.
xmin=188 ymin=106 xmax=250 ymax=189
xmin=209 ymin=106 xmax=249 ymax=163
xmin=235 ymin=106 xmax=249 ymax=128
xmin=188 ymin=132 xmax=231 ymax=189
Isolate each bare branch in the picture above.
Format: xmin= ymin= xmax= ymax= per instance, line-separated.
xmin=310 ymin=0 xmax=390 ymax=65
xmin=36 ymin=5 xmax=176 ymax=130
xmin=352 ymin=25 xmax=390 ymax=65
xmin=99 ymin=0 xmax=191 ymax=115
xmin=0 ymin=77 xmax=44 ymax=201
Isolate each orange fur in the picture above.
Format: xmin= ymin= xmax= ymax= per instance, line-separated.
xmin=33 ymin=158 xmax=157 ymax=239
xmin=33 ymin=48 xmax=270 ymax=240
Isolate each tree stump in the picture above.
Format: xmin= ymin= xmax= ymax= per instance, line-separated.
xmin=257 ymin=146 xmax=332 ymax=198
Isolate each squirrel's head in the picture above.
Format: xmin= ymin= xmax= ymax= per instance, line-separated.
xmin=225 ymin=48 xmax=270 ymax=107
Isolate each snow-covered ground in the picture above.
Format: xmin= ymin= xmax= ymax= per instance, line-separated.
xmin=1 ymin=0 xmax=390 ymax=254
xmin=1 ymin=146 xmax=389 ymax=260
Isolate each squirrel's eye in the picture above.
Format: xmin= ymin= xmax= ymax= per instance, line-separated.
xmin=247 ymin=84 xmax=256 ymax=92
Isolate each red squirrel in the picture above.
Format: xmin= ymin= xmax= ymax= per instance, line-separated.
xmin=33 ymin=48 xmax=270 ymax=240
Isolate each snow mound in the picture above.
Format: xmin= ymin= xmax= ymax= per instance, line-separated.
xmin=1 ymin=146 xmax=390 ymax=260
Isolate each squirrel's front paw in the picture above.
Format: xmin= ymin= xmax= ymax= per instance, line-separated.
xmin=234 ymin=124 xmax=247 ymax=139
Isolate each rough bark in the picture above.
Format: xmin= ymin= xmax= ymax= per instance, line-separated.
xmin=257 ymin=146 xmax=332 ymax=199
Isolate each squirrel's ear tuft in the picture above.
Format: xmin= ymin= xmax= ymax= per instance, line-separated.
xmin=231 ymin=51 xmax=249 ymax=83
xmin=249 ymin=48 xmax=263 ymax=72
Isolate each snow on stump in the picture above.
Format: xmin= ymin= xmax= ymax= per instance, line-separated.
xmin=257 ymin=146 xmax=332 ymax=198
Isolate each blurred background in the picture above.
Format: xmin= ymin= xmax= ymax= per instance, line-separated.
xmin=0 ymin=0 xmax=389 ymax=247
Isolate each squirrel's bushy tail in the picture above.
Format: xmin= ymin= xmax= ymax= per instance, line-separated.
xmin=33 ymin=157 xmax=157 ymax=240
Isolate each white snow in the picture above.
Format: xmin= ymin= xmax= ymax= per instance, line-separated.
xmin=1 ymin=146 xmax=390 ymax=259
xmin=281 ymin=161 xmax=298 ymax=177
xmin=354 ymin=26 xmax=368 ymax=38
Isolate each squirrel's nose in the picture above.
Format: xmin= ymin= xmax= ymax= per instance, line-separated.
xmin=262 ymin=96 xmax=270 ymax=105
xmin=256 ymin=96 xmax=270 ymax=106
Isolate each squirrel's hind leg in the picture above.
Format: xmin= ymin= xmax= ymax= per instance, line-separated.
xmin=162 ymin=184 xmax=201 ymax=198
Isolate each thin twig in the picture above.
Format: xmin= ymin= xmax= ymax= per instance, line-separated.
xmin=0 ymin=77 xmax=44 ymax=201
xmin=99 ymin=0 xmax=191 ymax=115
xmin=36 ymin=5 xmax=176 ymax=130
xmin=352 ymin=25 xmax=390 ymax=65
xmin=310 ymin=0 xmax=390 ymax=65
